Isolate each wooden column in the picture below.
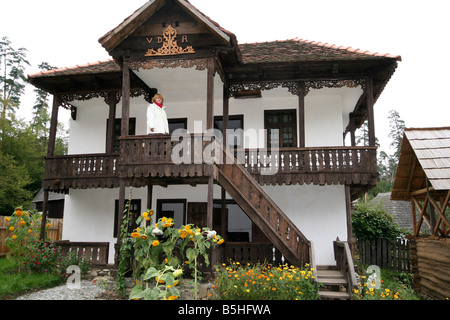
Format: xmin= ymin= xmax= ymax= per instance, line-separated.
xmin=366 ymin=76 xmax=376 ymax=147
xmin=298 ymin=81 xmax=306 ymax=148
xmin=116 ymin=179 xmax=126 ymax=245
xmin=121 ymin=61 xmax=131 ymax=137
xmin=40 ymin=94 xmax=60 ymax=240
xmin=206 ymin=57 xmax=216 ymax=230
xmin=106 ymin=92 xmax=117 ymax=153
xmin=344 ymin=185 xmax=353 ymax=252
xmin=206 ymin=57 xmax=215 ymax=130
xmin=221 ymin=85 xmax=229 ymax=239
xmin=222 ymin=85 xmax=229 ymax=149
xmin=47 ymin=95 xmax=61 ymax=157
xmin=116 ymin=60 xmax=131 ymax=251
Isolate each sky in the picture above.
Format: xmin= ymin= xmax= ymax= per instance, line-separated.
xmin=1 ymin=0 xmax=449 ymax=153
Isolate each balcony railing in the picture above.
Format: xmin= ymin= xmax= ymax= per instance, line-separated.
xmin=43 ymin=134 xmax=378 ymax=191
xmin=43 ymin=153 xmax=119 ymax=192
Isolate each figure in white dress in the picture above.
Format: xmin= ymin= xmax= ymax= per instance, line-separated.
xmin=147 ymin=93 xmax=169 ymax=134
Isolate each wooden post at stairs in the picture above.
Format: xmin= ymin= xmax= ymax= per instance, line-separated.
xmin=206 ymin=57 xmax=215 ymax=230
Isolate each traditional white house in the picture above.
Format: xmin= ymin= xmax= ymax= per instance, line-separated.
xmin=28 ymin=0 xmax=401 ymax=272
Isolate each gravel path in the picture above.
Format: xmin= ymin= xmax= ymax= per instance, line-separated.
xmin=15 ymin=280 xmax=107 ymax=300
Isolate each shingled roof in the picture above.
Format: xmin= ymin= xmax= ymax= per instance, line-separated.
xmin=28 ymin=38 xmax=400 ymax=80
xmin=391 ymin=127 xmax=450 ymax=200
xmin=239 ymin=38 xmax=401 ymax=64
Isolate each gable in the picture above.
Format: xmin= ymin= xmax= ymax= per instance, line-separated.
xmin=100 ymin=0 xmax=234 ymax=60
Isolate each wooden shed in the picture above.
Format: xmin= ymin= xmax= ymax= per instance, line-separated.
xmin=391 ymin=127 xmax=450 ymax=299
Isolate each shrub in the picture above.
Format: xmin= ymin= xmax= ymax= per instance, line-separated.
xmin=4 ymin=208 xmax=91 ymax=280
xmin=352 ymin=202 xmax=404 ymax=242
xmin=211 ymin=262 xmax=318 ymax=300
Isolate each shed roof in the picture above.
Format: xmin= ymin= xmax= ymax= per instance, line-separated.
xmin=391 ymin=127 xmax=450 ymax=200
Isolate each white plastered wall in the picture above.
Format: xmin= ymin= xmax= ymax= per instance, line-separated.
xmin=262 ymin=184 xmax=348 ymax=265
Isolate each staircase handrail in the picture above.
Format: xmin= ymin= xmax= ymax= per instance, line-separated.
xmin=333 ymin=239 xmax=358 ymax=298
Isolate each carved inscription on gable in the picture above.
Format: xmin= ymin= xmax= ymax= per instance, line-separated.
xmin=145 ymin=25 xmax=195 ymax=57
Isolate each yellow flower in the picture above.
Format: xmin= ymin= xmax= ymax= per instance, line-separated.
xmin=5 ymin=217 xmax=10 ymax=222
xmin=152 ymin=240 xmax=160 ymax=246
xmin=140 ymin=235 xmax=148 ymax=240
xmin=142 ymin=211 xmax=149 ymax=218
xmin=149 ymin=209 xmax=154 ymax=216
xmin=168 ymin=295 xmax=178 ymax=300
xmin=12 ymin=235 xmax=17 ymax=240
xmin=217 ymin=239 xmax=224 ymax=245
xmin=15 ymin=209 xmax=23 ymax=217
xmin=180 ymin=230 xmax=188 ymax=239
xmin=28 ymin=229 xmax=32 ymax=233
xmin=9 ymin=226 xmax=14 ymax=231
xmin=131 ymin=232 xmax=140 ymax=238
xmin=19 ymin=220 xmax=26 ymax=226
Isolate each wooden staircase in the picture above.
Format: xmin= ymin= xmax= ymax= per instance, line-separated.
xmin=214 ymin=146 xmax=311 ymax=266
xmin=316 ymin=265 xmax=352 ymax=300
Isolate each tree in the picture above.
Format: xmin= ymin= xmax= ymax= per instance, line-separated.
xmin=0 ymin=36 xmax=30 ymax=120
xmin=356 ymin=110 xmax=405 ymax=199
xmin=31 ymin=62 xmax=57 ymax=136
xmin=0 ymin=37 xmax=67 ymax=213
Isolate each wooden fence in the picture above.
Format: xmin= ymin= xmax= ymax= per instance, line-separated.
xmin=356 ymin=238 xmax=411 ymax=273
xmin=0 ymin=216 xmax=63 ymax=256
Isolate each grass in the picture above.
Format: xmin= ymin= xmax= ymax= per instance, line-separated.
xmin=0 ymin=257 xmax=63 ymax=300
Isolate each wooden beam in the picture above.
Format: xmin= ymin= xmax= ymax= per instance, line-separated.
xmin=223 ymin=85 xmax=229 ymax=149
xmin=206 ymin=57 xmax=215 ymax=130
xmin=298 ymin=81 xmax=305 ymax=148
xmin=116 ymin=179 xmax=126 ymax=247
xmin=121 ymin=61 xmax=130 ymax=137
xmin=39 ymin=190 xmax=49 ymax=241
xmin=207 ymin=174 xmax=214 ymax=229
xmin=47 ymin=95 xmax=61 ymax=156
xmin=366 ymin=76 xmax=376 ymax=147
xmin=106 ymin=92 xmax=117 ymax=153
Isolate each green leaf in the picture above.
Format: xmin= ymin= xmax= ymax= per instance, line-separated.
xmin=143 ymin=267 xmax=160 ymax=281
xmin=143 ymin=287 xmax=160 ymax=300
xmin=186 ymin=247 xmax=198 ymax=261
xmin=129 ymin=285 xmax=144 ymax=300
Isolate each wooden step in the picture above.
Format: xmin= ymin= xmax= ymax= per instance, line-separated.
xmin=318 ymin=290 xmax=351 ymax=300
xmin=317 ymin=277 xmax=348 ymax=286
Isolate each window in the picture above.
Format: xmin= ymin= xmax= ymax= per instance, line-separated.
xmin=113 ymin=199 xmax=141 ymax=238
xmin=107 ymin=118 xmax=136 ymax=153
xmin=156 ymin=199 xmax=187 ymax=229
xmin=214 ymin=115 xmax=244 ymax=147
xmin=168 ymin=118 xmax=187 ymax=134
xmin=264 ymin=110 xmax=297 ymax=148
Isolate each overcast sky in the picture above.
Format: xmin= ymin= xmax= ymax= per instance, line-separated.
xmin=2 ymin=0 xmax=449 ymax=152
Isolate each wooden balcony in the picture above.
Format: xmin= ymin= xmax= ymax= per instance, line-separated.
xmin=43 ymin=134 xmax=378 ymax=192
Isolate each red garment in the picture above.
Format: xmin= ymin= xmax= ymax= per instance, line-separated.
xmin=154 ymin=101 xmax=163 ymax=108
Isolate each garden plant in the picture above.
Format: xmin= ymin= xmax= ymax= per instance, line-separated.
xmin=2 ymin=208 xmax=91 ymax=291
xmin=116 ymin=202 xmax=224 ymax=300
xmin=211 ymin=261 xmax=319 ymax=300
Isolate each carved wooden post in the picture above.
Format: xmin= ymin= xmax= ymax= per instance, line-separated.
xmin=40 ymin=94 xmax=61 ymax=241
xmin=298 ymin=81 xmax=306 ymax=148
xmin=366 ymin=76 xmax=375 ymax=147
xmin=116 ymin=60 xmax=131 ymax=255
xmin=106 ymin=92 xmax=117 ymax=153
xmin=206 ymin=57 xmax=216 ymax=230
